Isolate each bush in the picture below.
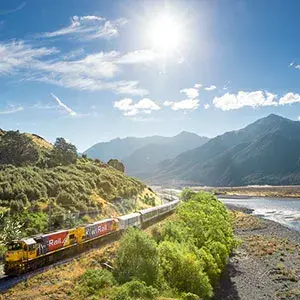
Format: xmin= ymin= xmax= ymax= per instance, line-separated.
xmin=113 ymin=280 xmax=159 ymax=300
xmin=56 ymin=191 xmax=76 ymax=207
xmin=158 ymin=241 xmax=213 ymax=298
xmin=77 ymin=269 xmax=116 ymax=295
xmin=181 ymin=292 xmax=201 ymax=300
xmin=114 ymin=228 xmax=159 ymax=286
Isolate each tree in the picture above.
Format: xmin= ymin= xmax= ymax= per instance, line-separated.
xmin=0 ymin=131 xmax=40 ymax=166
xmin=158 ymin=241 xmax=213 ymax=298
xmin=180 ymin=188 xmax=196 ymax=202
xmin=0 ymin=214 xmax=23 ymax=244
xmin=114 ymin=228 xmax=159 ymax=286
xmin=107 ymin=159 xmax=125 ymax=173
xmin=50 ymin=138 xmax=77 ymax=166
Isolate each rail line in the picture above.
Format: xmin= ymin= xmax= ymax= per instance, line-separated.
xmin=0 ymin=211 xmax=173 ymax=294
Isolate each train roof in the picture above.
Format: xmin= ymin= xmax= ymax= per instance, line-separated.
xmin=117 ymin=212 xmax=140 ymax=221
xmin=138 ymin=206 xmax=159 ymax=214
xmin=21 ymin=238 xmax=36 ymax=245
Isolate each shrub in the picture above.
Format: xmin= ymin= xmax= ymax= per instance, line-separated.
xmin=113 ymin=280 xmax=159 ymax=300
xmin=181 ymin=292 xmax=201 ymax=300
xmin=56 ymin=191 xmax=76 ymax=207
xmin=114 ymin=228 xmax=159 ymax=286
xmin=77 ymin=269 xmax=116 ymax=295
xmin=158 ymin=241 xmax=213 ymax=298
xmin=180 ymin=188 xmax=196 ymax=201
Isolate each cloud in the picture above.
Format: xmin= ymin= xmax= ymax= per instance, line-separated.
xmin=204 ymin=85 xmax=216 ymax=91
xmin=204 ymin=103 xmax=210 ymax=109
xmin=180 ymin=88 xmax=199 ymax=99
xmin=213 ymin=91 xmax=278 ymax=111
xmin=289 ymin=62 xmax=295 ymax=67
xmin=164 ymin=99 xmax=199 ymax=111
xmin=40 ymin=15 xmax=127 ymax=40
xmin=50 ymin=93 xmax=77 ymax=116
xmin=279 ymin=92 xmax=300 ymax=105
xmin=0 ymin=41 xmax=152 ymax=95
xmin=0 ymin=2 xmax=26 ymax=15
xmin=0 ymin=41 xmax=57 ymax=74
xmin=194 ymin=83 xmax=202 ymax=89
xmin=114 ymin=98 xmax=160 ymax=116
xmin=0 ymin=105 xmax=24 ymax=114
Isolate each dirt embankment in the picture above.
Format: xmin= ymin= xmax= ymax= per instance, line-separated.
xmin=215 ymin=206 xmax=300 ymax=300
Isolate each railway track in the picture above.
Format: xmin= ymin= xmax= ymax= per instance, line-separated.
xmin=0 ymin=211 xmax=173 ymax=294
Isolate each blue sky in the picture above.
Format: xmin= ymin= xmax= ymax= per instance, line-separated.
xmin=1 ymin=0 xmax=300 ymax=151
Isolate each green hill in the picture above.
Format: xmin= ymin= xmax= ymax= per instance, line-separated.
xmin=0 ymin=130 xmax=151 ymax=245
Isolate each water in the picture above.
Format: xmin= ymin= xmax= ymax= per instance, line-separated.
xmin=219 ymin=197 xmax=300 ymax=231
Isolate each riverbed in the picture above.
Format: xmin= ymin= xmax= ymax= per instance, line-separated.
xmin=219 ymin=197 xmax=300 ymax=231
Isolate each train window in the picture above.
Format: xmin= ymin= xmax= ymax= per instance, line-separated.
xmin=8 ymin=242 xmax=22 ymax=250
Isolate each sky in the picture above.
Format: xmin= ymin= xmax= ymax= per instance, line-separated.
xmin=1 ymin=0 xmax=300 ymax=151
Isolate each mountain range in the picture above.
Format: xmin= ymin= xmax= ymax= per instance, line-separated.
xmin=84 ymin=132 xmax=209 ymax=178
xmin=84 ymin=114 xmax=300 ymax=186
xmin=150 ymin=114 xmax=300 ymax=186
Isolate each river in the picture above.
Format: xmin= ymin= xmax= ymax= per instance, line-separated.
xmin=219 ymin=197 xmax=300 ymax=231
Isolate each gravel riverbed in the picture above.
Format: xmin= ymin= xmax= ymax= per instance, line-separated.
xmin=215 ymin=204 xmax=300 ymax=300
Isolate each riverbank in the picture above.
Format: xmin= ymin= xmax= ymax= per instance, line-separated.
xmin=193 ymin=185 xmax=300 ymax=199
xmin=215 ymin=205 xmax=300 ymax=299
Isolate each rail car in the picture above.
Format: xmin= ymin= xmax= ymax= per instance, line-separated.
xmin=4 ymin=199 xmax=180 ymax=275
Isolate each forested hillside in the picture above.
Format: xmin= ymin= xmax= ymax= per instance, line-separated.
xmin=151 ymin=114 xmax=300 ymax=186
xmin=0 ymin=130 xmax=154 ymax=256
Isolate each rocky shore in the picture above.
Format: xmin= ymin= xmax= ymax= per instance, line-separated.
xmin=215 ymin=204 xmax=300 ymax=300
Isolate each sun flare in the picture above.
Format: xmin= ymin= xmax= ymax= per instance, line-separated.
xmin=147 ymin=14 xmax=182 ymax=54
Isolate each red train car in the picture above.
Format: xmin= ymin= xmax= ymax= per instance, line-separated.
xmin=36 ymin=230 xmax=69 ymax=256
xmin=84 ymin=219 xmax=116 ymax=241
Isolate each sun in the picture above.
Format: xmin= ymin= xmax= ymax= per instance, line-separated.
xmin=147 ymin=14 xmax=182 ymax=54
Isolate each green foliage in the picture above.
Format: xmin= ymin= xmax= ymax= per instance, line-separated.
xmin=180 ymin=188 xmax=196 ymax=202
xmin=0 ymin=131 xmax=41 ymax=167
xmin=141 ymin=194 xmax=156 ymax=206
xmin=0 ymin=214 xmax=23 ymax=244
xmin=114 ymin=228 xmax=159 ymax=286
xmin=181 ymin=292 xmax=201 ymax=300
xmin=152 ymin=220 xmax=192 ymax=244
xmin=108 ymin=159 xmax=125 ymax=173
xmin=112 ymin=280 xmax=159 ymax=300
xmin=77 ymin=269 xmax=116 ymax=296
xmin=158 ymin=241 xmax=213 ymax=298
xmin=50 ymin=137 xmax=77 ymax=166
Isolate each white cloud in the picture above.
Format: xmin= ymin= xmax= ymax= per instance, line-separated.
xmin=0 ymin=105 xmax=24 ymax=114
xmin=194 ymin=83 xmax=202 ymax=89
xmin=0 ymin=41 xmax=57 ymax=74
xmin=0 ymin=40 xmax=152 ymax=96
xmin=289 ymin=61 xmax=295 ymax=67
xmin=204 ymin=85 xmax=217 ymax=91
xmin=180 ymin=88 xmax=199 ymax=99
xmin=279 ymin=92 xmax=300 ymax=105
xmin=204 ymin=103 xmax=210 ymax=109
xmin=164 ymin=99 xmax=199 ymax=111
xmin=213 ymin=91 xmax=278 ymax=111
xmin=50 ymin=93 xmax=77 ymax=116
xmin=114 ymin=98 xmax=160 ymax=116
xmin=40 ymin=16 xmax=127 ymax=40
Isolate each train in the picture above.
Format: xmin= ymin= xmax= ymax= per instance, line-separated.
xmin=4 ymin=199 xmax=180 ymax=275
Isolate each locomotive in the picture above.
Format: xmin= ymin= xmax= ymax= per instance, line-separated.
xmin=4 ymin=199 xmax=180 ymax=275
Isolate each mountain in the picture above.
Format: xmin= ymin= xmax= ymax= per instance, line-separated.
xmin=123 ymin=132 xmax=209 ymax=178
xmin=151 ymin=114 xmax=300 ymax=186
xmin=84 ymin=132 xmax=209 ymax=177
xmin=84 ymin=135 xmax=167 ymax=161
